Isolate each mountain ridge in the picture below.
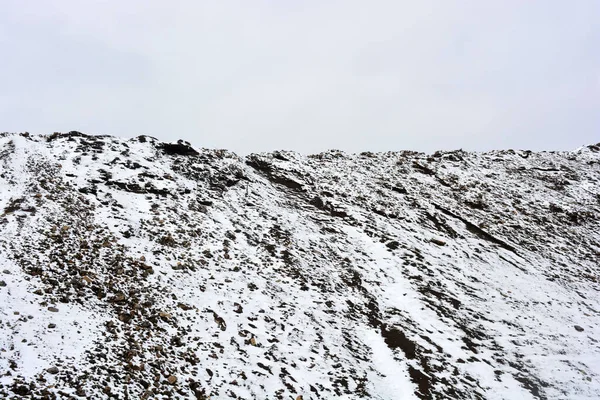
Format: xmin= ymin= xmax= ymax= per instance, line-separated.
xmin=0 ymin=132 xmax=599 ymax=399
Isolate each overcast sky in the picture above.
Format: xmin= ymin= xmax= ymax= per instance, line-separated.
xmin=1 ymin=1 xmax=598 ymax=154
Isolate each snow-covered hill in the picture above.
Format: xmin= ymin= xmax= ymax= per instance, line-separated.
xmin=0 ymin=132 xmax=599 ymax=399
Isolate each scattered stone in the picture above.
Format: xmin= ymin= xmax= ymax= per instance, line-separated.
xmin=386 ymin=241 xmax=400 ymax=250
xmin=46 ymin=367 xmax=59 ymax=374
xmin=167 ymin=375 xmax=177 ymax=385
xmin=47 ymin=306 xmax=59 ymax=313
xmin=430 ymin=238 xmax=446 ymax=246
xmin=48 ymin=323 xmax=56 ymax=329
xmin=119 ymin=313 xmax=133 ymax=323
xmin=575 ymin=325 xmax=584 ymax=332
xmin=2 ymin=269 xmax=10 ymax=274
xmin=0 ymin=281 xmax=6 ymax=287
xmin=139 ymin=320 xmax=151 ymax=329
xmin=172 ymin=262 xmax=185 ymax=271
xmin=111 ymin=292 xmax=126 ymax=303
xmin=11 ymin=385 xmax=30 ymax=396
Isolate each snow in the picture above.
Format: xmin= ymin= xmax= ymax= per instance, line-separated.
xmin=0 ymin=253 xmax=104 ymax=382
xmin=0 ymin=132 xmax=599 ymax=399
xmin=359 ymin=327 xmax=417 ymax=399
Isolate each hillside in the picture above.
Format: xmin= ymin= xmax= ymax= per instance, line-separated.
xmin=0 ymin=132 xmax=599 ymax=399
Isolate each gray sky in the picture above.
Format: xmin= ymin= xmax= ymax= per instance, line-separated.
xmin=1 ymin=1 xmax=598 ymax=154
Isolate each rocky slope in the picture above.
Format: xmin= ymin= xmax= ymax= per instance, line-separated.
xmin=0 ymin=132 xmax=599 ymax=400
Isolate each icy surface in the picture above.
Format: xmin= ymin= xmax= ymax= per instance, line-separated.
xmin=0 ymin=132 xmax=599 ymax=399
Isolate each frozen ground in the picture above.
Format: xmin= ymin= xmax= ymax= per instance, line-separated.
xmin=0 ymin=132 xmax=598 ymax=399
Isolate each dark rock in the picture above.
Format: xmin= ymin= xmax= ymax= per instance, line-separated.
xmin=381 ymin=326 xmax=416 ymax=359
xmin=386 ymin=241 xmax=400 ymax=250
xmin=119 ymin=313 xmax=133 ymax=323
xmin=246 ymin=156 xmax=304 ymax=191
xmin=47 ymin=367 xmax=59 ymax=374
xmin=310 ymin=196 xmax=325 ymax=210
xmin=391 ymin=185 xmax=408 ymax=194
xmin=177 ymin=302 xmax=193 ymax=311
xmin=158 ymin=143 xmax=199 ymax=156
xmin=412 ymin=161 xmax=436 ymax=176
xmin=574 ymin=325 xmax=584 ymax=332
xmin=11 ymin=384 xmax=30 ymax=396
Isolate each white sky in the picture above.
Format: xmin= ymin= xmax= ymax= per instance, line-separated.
xmin=1 ymin=1 xmax=599 ymax=154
